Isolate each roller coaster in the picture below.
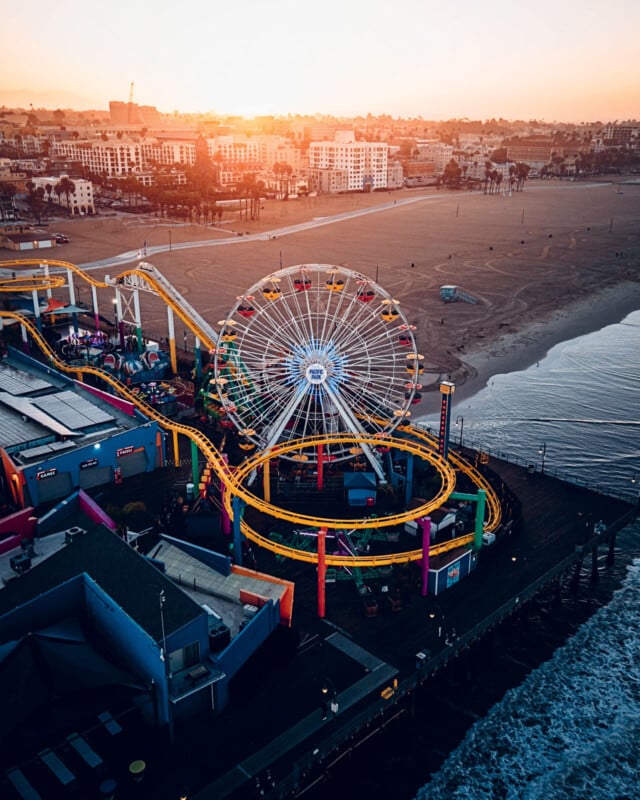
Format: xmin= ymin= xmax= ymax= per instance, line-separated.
xmin=0 ymin=257 xmax=502 ymax=570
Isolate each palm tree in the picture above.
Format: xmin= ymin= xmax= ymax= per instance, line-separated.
xmin=56 ymin=177 xmax=76 ymax=215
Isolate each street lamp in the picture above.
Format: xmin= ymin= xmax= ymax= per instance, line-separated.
xmin=159 ymin=589 xmax=167 ymax=665
xmin=456 ymin=416 xmax=464 ymax=449
xmin=539 ymin=442 xmax=547 ymax=475
xmin=168 ymin=229 xmax=172 ymax=252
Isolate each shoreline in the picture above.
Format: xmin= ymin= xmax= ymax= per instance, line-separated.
xmin=2 ymin=182 xmax=639 ymax=420
xmin=420 ymin=279 xmax=640 ymax=414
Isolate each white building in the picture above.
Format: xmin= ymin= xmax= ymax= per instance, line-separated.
xmin=308 ymin=132 xmax=389 ymax=192
xmin=32 ymin=176 xmax=95 ymax=215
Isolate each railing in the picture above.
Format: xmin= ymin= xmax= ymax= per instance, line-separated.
xmin=461 ymin=437 xmax=638 ymax=504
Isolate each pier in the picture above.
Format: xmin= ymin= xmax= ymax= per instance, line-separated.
xmin=166 ymin=454 xmax=634 ymax=800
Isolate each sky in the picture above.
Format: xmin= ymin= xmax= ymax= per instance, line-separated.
xmin=1 ymin=0 xmax=639 ymax=122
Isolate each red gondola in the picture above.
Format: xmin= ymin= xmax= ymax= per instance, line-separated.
xmin=357 ymin=289 xmax=375 ymax=303
xmin=294 ymin=278 xmax=312 ymax=292
xmin=238 ymin=305 xmax=255 ymax=318
xmin=398 ymin=334 xmax=412 ymax=346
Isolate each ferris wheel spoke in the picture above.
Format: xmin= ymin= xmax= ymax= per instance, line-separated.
xmin=214 ymin=264 xmax=419 ymax=464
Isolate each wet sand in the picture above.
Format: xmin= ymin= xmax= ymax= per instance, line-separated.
xmin=3 ymin=180 xmax=639 ymax=411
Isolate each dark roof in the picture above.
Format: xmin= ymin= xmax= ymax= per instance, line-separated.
xmin=1 ymin=233 xmax=55 ymax=243
xmin=0 ymin=525 xmax=202 ymax=642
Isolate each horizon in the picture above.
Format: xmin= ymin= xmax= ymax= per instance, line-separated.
xmin=2 ymin=0 xmax=638 ymax=124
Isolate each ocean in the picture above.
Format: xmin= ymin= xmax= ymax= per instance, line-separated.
xmin=302 ymin=309 xmax=640 ymax=800
xmin=413 ymin=309 xmax=640 ymax=800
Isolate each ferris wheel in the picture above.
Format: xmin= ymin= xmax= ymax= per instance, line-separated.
xmin=213 ymin=264 xmax=423 ymax=475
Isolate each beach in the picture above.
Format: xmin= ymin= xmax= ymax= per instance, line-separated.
xmin=3 ymin=180 xmax=639 ymax=413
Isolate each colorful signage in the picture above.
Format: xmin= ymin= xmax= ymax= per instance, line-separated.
xmin=36 ymin=468 xmax=57 ymax=480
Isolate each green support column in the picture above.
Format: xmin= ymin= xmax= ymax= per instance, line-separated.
xmin=191 ymin=439 xmax=199 ymax=488
xmin=232 ymin=496 xmax=244 ymax=566
xmin=450 ymin=489 xmax=487 ymax=551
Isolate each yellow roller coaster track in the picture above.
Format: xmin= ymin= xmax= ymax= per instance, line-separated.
xmin=0 ymin=259 xmax=217 ymax=351
xmin=0 ymin=261 xmax=502 ymax=568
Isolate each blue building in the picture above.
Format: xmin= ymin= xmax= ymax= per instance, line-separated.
xmin=0 ymin=347 xmax=164 ymax=509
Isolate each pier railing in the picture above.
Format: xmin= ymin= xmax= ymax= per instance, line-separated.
xmin=273 ymin=508 xmax=638 ymax=799
xmin=459 ymin=437 xmax=638 ymax=505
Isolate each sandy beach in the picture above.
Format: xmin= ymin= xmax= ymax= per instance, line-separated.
xmin=2 ymin=180 xmax=639 ymax=413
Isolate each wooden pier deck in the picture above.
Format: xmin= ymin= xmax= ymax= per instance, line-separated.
xmin=178 ymin=455 xmax=634 ymax=800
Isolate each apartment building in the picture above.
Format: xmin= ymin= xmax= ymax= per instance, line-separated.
xmin=32 ymin=175 xmax=95 ymax=215
xmin=308 ymin=132 xmax=389 ymax=192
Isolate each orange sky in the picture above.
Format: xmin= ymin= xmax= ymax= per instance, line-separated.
xmin=2 ymin=0 xmax=638 ymax=122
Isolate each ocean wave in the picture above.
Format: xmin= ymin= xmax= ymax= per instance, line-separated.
xmin=416 ymin=555 xmax=640 ymax=800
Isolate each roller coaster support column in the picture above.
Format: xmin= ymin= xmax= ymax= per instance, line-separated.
xmin=194 ymin=336 xmax=202 ymax=380
xmin=20 ymin=322 xmax=29 ymax=354
xmin=317 ymin=527 xmax=327 ymax=618
xmin=41 ymin=263 xmax=52 ymax=301
xmin=91 ymin=284 xmax=100 ymax=332
xmin=133 ymin=289 xmax=143 ymax=352
xmin=317 ymin=445 xmax=324 ymax=490
xmin=474 ymin=489 xmax=486 ymax=550
xmin=438 ymin=380 xmax=456 ymax=459
xmin=450 ymin=489 xmax=486 ymax=551
xmin=31 ymin=289 xmax=42 ymax=332
xmin=66 ymin=267 xmax=79 ymax=333
xmin=166 ymin=306 xmax=177 ymax=374
xmin=263 ymin=459 xmax=271 ymax=503
xmin=191 ymin=440 xmax=199 ymax=489
xmin=220 ymin=454 xmax=231 ymax=536
xmin=232 ymin=496 xmax=245 ymax=566
xmin=114 ymin=288 xmax=125 ymax=350
xmin=172 ymin=429 xmax=180 ymax=467
xmin=404 ymin=452 xmax=414 ymax=507
xmin=420 ymin=517 xmax=430 ymax=596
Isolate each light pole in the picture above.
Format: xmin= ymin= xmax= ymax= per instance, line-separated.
xmin=159 ymin=589 xmax=168 ymax=666
xmin=632 ymin=472 xmax=639 ymax=506
xmin=539 ymin=442 xmax=547 ymax=475
xmin=456 ymin=416 xmax=464 ymax=449
xmin=168 ymin=229 xmax=172 ymax=252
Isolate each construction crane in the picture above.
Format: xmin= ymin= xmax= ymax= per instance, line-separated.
xmin=127 ymin=81 xmax=135 ymax=124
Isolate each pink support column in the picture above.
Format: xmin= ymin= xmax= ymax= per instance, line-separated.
xmin=317 ymin=444 xmax=324 ymax=490
xmin=420 ymin=516 xmax=431 ymax=596
xmin=317 ymin=527 xmax=327 ymax=618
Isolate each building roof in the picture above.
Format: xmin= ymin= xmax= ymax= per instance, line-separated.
xmin=0 ymin=525 xmax=203 ymax=642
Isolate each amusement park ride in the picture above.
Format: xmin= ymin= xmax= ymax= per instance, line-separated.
xmin=0 ymin=258 xmax=502 ymax=610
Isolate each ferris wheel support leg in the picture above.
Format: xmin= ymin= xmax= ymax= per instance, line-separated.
xmin=323 ymin=384 xmax=387 ymax=483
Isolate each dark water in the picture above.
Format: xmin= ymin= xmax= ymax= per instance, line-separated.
xmin=304 ymin=311 xmax=640 ymax=800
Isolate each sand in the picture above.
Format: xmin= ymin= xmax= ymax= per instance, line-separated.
xmin=2 ymin=179 xmax=639 ymax=413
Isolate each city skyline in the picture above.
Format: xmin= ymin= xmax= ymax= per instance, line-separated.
xmin=2 ymin=0 xmax=639 ymax=123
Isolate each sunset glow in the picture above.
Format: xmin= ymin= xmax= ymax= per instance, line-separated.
xmin=2 ymin=0 xmax=639 ymax=121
